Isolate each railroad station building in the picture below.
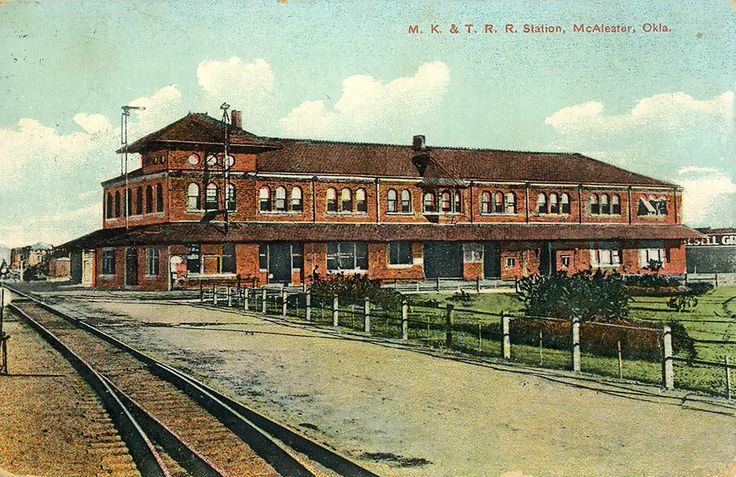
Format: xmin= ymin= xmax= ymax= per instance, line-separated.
xmin=60 ymin=110 xmax=701 ymax=290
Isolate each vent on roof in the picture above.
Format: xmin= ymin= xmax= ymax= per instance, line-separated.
xmin=413 ymin=134 xmax=426 ymax=151
xmin=231 ymin=110 xmax=242 ymax=129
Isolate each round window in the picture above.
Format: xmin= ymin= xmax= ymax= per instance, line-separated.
xmin=224 ymin=155 xmax=235 ymax=168
xmin=206 ymin=155 xmax=217 ymax=167
xmin=187 ymin=154 xmax=199 ymax=166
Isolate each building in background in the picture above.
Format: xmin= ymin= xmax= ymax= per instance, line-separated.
xmin=60 ymin=110 xmax=702 ymax=290
xmin=686 ymin=228 xmax=736 ymax=274
xmin=9 ymin=242 xmax=54 ymax=280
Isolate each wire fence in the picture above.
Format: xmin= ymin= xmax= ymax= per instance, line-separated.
xmin=199 ymin=284 xmax=736 ymax=400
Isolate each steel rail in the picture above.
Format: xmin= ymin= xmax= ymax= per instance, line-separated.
xmin=5 ymin=285 xmax=379 ymax=477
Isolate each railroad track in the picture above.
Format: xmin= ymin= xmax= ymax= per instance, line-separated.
xmin=5 ymin=286 xmax=378 ymax=477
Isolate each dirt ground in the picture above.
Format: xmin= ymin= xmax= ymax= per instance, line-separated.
xmin=0 ymin=311 xmax=139 ymax=477
xmin=14 ymin=286 xmax=736 ymax=477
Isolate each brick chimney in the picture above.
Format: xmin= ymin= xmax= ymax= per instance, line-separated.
xmin=413 ymin=134 xmax=426 ymax=151
xmin=231 ymin=110 xmax=242 ymax=129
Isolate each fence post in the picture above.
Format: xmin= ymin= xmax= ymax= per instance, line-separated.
xmin=436 ymin=276 xmax=440 ymax=291
xmin=363 ymin=296 xmax=371 ymax=334
xmin=571 ymin=316 xmax=581 ymax=373
xmin=501 ymin=312 xmax=511 ymax=360
xmin=305 ymin=289 xmax=312 ymax=322
xmin=726 ymin=355 xmax=732 ymax=401
xmin=227 ymin=286 xmax=232 ymax=307
xmin=617 ymin=340 xmax=623 ymax=379
xmin=281 ymin=288 xmax=288 ymax=317
xmin=199 ymin=281 xmax=203 ymax=302
xmin=332 ymin=295 xmax=339 ymax=327
xmin=445 ymin=304 xmax=454 ymax=348
xmin=213 ymin=286 xmax=218 ymax=306
xmin=715 ymin=272 xmax=719 ymax=287
xmin=401 ymin=299 xmax=409 ymax=341
xmin=476 ymin=277 xmax=481 ymax=293
xmin=662 ymin=325 xmax=674 ymax=390
xmin=243 ymin=288 xmax=249 ymax=311
xmin=261 ymin=288 xmax=267 ymax=314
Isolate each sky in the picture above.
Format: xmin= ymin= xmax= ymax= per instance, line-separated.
xmin=0 ymin=0 xmax=734 ymax=248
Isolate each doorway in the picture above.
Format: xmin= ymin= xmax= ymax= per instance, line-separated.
xmin=423 ymin=242 xmax=463 ymax=278
xmin=268 ymin=243 xmax=292 ymax=283
xmin=125 ymin=248 xmax=139 ymax=286
xmin=483 ymin=242 xmax=500 ymax=278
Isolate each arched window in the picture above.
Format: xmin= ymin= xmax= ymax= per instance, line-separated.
xmin=145 ymin=185 xmax=153 ymax=213
xmin=106 ymin=192 xmax=113 ymax=219
xmin=114 ymin=191 xmax=121 ymax=217
xmin=259 ymin=187 xmax=271 ymax=212
xmin=274 ymin=186 xmax=287 ymax=211
xmin=505 ymin=192 xmax=516 ymax=214
xmin=453 ymin=191 xmax=463 ymax=213
xmin=537 ymin=193 xmax=547 ymax=214
xmin=549 ymin=193 xmax=559 ymax=214
xmin=127 ymin=189 xmax=133 ymax=216
xmin=481 ymin=191 xmax=491 ymax=214
xmin=590 ymin=194 xmax=599 ymax=215
xmin=156 ymin=183 xmax=164 ymax=212
xmin=187 ymin=183 xmax=200 ymax=210
xmin=423 ymin=191 xmax=436 ymax=212
xmin=135 ymin=186 xmax=143 ymax=215
xmin=205 ymin=183 xmax=219 ymax=210
xmin=400 ymin=189 xmax=412 ymax=213
xmin=611 ymin=194 xmax=621 ymax=215
xmin=440 ymin=190 xmax=452 ymax=213
xmin=600 ymin=194 xmax=610 ymax=215
xmin=326 ymin=188 xmax=337 ymax=212
xmin=560 ymin=193 xmax=570 ymax=214
xmin=493 ymin=192 xmax=504 ymax=213
xmin=290 ymin=187 xmax=303 ymax=212
xmin=341 ymin=188 xmax=353 ymax=212
xmin=356 ymin=188 xmax=367 ymax=213
xmin=226 ymin=184 xmax=236 ymax=211
xmin=387 ymin=189 xmax=397 ymax=213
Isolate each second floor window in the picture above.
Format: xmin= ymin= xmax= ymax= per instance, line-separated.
xmin=226 ymin=184 xmax=236 ymax=211
xmin=259 ymin=187 xmax=271 ymax=212
xmin=537 ymin=193 xmax=547 ymax=214
xmin=591 ymin=193 xmax=621 ymax=215
xmin=114 ymin=191 xmax=121 ymax=217
xmin=205 ymin=183 xmax=219 ymax=210
xmin=326 ymin=188 xmax=338 ymax=212
xmin=274 ymin=186 xmax=287 ymax=211
xmin=400 ymin=189 xmax=412 ymax=213
xmin=156 ymin=183 xmax=164 ymax=212
xmin=341 ymin=188 xmax=353 ymax=212
xmin=145 ymin=185 xmax=153 ymax=213
xmin=387 ymin=189 xmax=398 ymax=212
xmin=638 ymin=196 xmax=667 ymax=216
xmin=356 ymin=188 xmax=367 ymax=213
xmin=106 ymin=193 xmax=113 ymax=219
xmin=291 ymin=187 xmax=303 ymax=212
xmin=187 ymin=183 xmax=200 ymax=210
xmin=135 ymin=187 xmax=143 ymax=215
xmin=423 ymin=191 xmax=437 ymax=213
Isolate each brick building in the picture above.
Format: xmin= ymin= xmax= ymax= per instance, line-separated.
xmin=61 ymin=111 xmax=701 ymax=290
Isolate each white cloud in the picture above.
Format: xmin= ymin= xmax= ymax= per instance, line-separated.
xmin=279 ymin=61 xmax=450 ymax=139
xmin=73 ymin=113 xmax=112 ymax=135
xmin=127 ymin=84 xmax=184 ymax=136
xmin=197 ymin=57 xmax=275 ymax=118
xmin=676 ymin=169 xmax=736 ymax=226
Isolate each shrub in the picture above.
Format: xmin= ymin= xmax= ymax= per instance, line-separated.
xmin=625 ymin=274 xmax=682 ymax=288
xmin=517 ymin=271 xmax=629 ymax=321
xmin=311 ymin=273 xmax=402 ymax=310
xmin=667 ymin=294 xmax=699 ymax=313
xmin=684 ymin=282 xmax=714 ymax=296
xmin=448 ymin=290 xmax=475 ymax=304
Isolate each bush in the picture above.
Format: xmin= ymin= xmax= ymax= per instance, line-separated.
xmin=685 ymin=282 xmax=714 ymax=296
xmin=311 ymin=273 xmax=402 ymax=310
xmin=667 ymin=294 xmax=698 ymax=313
xmin=517 ymin=271 xmax=629 ymax=321
xmin=448 ymin=290 xmax=475 ymax=304
xmin=624 ymin=274 xmax=682 ymax=287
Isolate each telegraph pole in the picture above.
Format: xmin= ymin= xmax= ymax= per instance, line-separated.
xmin=121 ymin=105 xmax=146 ymax=229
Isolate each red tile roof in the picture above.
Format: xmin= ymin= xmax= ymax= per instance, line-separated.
xmin=119 ymin=113 xmax=278 ymax=153
xmin=58 ymin=222 xmax=702 ymax=250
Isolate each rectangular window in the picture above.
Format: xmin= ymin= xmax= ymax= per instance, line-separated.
xmin=145 ymin=247 xmax=159 ymax=276
xmin=326 ymin=242 xmax=368 ymax=271
xmin=259 ymin=244 xmax=268 ymax=270
xmin=221 ymin=243 xmax=235 ymax=273
xmin=186 ymin=243 xmax=201 ymax=274
xmin=590 ymin=243 xmax=621 ymax=267
xmin=102 ymin=249 xmax=116 ymax=275
xmin=560 ymin=255 xmax=571 ymax=267
xmin=505 ymin=257 xmax=516 ymax=268
xmin=291 ymin=243 xmax=303 ymax=269
xmin=463 ymin=242 xmax=484 ymax=263
xmin=388 ymin=241 xmax=413 ymax=265
xmin=639 ymin=241 xmax=666 ymax=268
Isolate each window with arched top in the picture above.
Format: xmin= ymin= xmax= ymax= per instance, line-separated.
xmin=440 ymin=191 xmax=452 ymax=212
xmin=135 ymin=186 xmax=143 ymax=215
xmin=326 ymin=188 xmax=337 ymax=212
xmin=560 ymin=193 xmax=570 ymax=214
xmin=356 ymin=188 xmax=367 ymax=213
xmin=274 ymin=186 xmax=287 ymax=211
xmin=453 ymin=191 xmax=463 ymax=213
xmin=423 ymin=191 xmax=436 ymax=213
xmin=481 ymin=191 xmax=491 ymax=214
xmin=537 ymin=193 xmax=547 ymax=214
xmin=400 ymin=189 xmax=412 ymax=213
xmin=600 ymin=194 xmax=610 ymax=214
xmin=341 ymin=188 xmax=353 ymax=212
xmin=290 ymin=187 xmax=303 ymax=212
xmin=505 ymin=192 xmax=516 ymax=214
xmin=493 ymin=192 xmax=504 ymax=213
xmin=127 ymin=189 xmax=133 ymax=216
xmin=259 ymin=186 xmax=271 ymax=212
xmin=106 ymin=192 xmax=113 ymax=219
xmin=226 ymin=184 xmax=236 ymax=211
xmin=205 ymin=183 xmax=219 ymax=210
xmin=590 ymin=194 xmax=599 ymax=215
xmin=611 ymin=194 xmax=621 ymax=215
xmin=549 ymin=193 xmax=559 ymax=214
xmin=156 ymin=183 xmax=164 ymax=212
xmin=145 ymin=185 xmax=153 ymax=214
xmin=387 ymin=189 xmax=397 ymax=213
xmin=114 ymin=191 xmax=121 ymax=217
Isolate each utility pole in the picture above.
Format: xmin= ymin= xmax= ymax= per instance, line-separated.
xmin=121 ymin=105 xmax=146 ymax=229
xmin=220 ymin=102 xmax=230 ymax=233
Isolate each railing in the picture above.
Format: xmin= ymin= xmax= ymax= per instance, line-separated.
xmin=197 ymin=285 xmax=735 ymax=400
